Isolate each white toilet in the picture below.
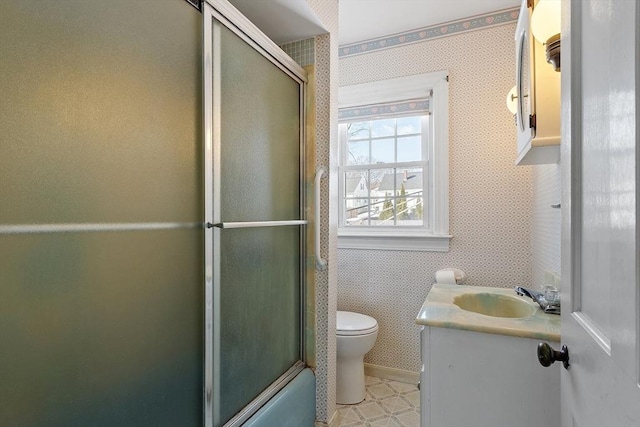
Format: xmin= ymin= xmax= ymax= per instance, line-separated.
xmin=336 ymin=311 xmax=379 ymax=404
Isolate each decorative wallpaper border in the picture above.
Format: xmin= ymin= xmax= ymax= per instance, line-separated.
xmin=339 ymin=7 xmax=519 ymax=58
xmin=338 ymin=99 xmax=430 ymax=122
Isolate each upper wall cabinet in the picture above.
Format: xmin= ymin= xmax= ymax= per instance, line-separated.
xmin=514 ymin=0 xmax=560 ymax=165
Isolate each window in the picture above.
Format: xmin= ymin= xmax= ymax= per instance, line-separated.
xmin=341 ymin=115 xmax=427 ymax=226
xmin=338 ymin=72 xmax=450 ymax=251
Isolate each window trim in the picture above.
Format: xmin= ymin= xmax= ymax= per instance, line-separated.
xmin=338 ymin=71 xmax=451 ymax=252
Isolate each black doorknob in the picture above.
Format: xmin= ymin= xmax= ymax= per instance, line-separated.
xmin=537 ymin=342 xmax=570 ymax=369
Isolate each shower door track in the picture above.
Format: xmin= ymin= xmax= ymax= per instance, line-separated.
xmin=224 ymin=361 xmax=306 ymax=426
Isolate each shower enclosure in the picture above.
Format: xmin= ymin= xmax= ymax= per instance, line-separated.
xmin=202 ymin=1 xmax=309 ymax=425
xmin=0 ymin=0 xmax=310 ymax=425
xmin=0 ymin=1 xmax=204 ymax=425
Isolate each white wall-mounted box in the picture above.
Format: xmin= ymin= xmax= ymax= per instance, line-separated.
xmin=514 ymin=0 xmax=561 ymax=165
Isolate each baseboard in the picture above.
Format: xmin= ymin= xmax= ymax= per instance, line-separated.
xmin=364 ymin=363 xmax=420 ymax=385
xmin=315 ymin=409 xmax=341 ymax=427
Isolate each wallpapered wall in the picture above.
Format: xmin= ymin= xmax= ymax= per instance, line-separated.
xmin=284 ymin=4 xmax=562 ymax=416
xmin=532 ymin=164 xmax=562 ymax=287
xmin=305 ymin=0 xmax=339 ymax=423
xmin=338 ymin=22 xmax=536 ymax=372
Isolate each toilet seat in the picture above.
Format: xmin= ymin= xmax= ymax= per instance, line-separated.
xmin=337 ymin=311 xmax=378 ymax=336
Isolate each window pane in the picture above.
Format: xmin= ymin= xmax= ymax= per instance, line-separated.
xmin=370 ymin=119 xmax=395 ymax=138
xmin=362 ymin=167 xmax=426 ymax=227
xmin=368 ymin=168 xmax=386 ymax=184
xmin=373 ymin=168 xmax=396 ymax=196
xmin=344 ymin=171 xmax=368 ymax=198
xmin=397 ymin=116 xmax=422 ymax=135
xmin=397 ymin=135 xmax=422 ymax=162
xmin=396 ymin=167 xmax=425 ymax=226
xmin=347 ymin=122 xmax=369 ymax=140
xmin=371 ymin=138 xmax=394 ymax=164
xmin=369 ymin=168 xmax=395 ymax=225
xmin=397 ymin=191 xmax=424 ymax=226
xmin=339 ymin=113 xmax=432 ymax=230
xmin=414 ymin=192 xmax=426 ymax=224
xmin=373 ymin=195 xmax=395 ymax=226
xmin=347 ymin=140 xmax=369 ymax=165
xmin=396 ymin=167 xmax=423 ymax=196
xmin=344 ymin=171 xmax=371 ymax=226
xmin=344 ymin=198 xmax=370 ymax=226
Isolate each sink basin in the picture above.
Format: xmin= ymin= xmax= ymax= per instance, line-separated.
xmin=453 ymin=293 xmax=537 ymax=318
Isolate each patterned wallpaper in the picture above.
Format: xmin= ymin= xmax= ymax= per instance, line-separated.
xmin=338 ymin=22 xmax=535 ymax=372
xmin=282 ymin=3 xmax=561 ymax=419
xmin=531 ymin=164 xmax=561 ymax=288
xmin=306 ymin=0 xmax=339 ymax=423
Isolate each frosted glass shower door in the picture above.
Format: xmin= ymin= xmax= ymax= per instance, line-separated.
xmin=203 ymin=3 xmax=308 ymax=426
xmin=0 ymin=1 xmax=203 ymax=426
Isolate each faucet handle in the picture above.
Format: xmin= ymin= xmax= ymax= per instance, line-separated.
xmin=542 ymin=285 xmax=560 ymax=305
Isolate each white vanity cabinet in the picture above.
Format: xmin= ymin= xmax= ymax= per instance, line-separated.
xmin=420 ymin=326 xmax=560 ymax=427
xmin=514 ymin=0 xmax=560 ymax=165
xmin=417 ymin=285 xmax=561 ymax=427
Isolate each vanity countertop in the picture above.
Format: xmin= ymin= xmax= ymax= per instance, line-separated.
xmin=416 ymin=283 xmax=560 ymax=342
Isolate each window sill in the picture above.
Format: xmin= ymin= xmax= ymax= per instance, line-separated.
xmin=337 ymin=230 xmax=452 ymax=252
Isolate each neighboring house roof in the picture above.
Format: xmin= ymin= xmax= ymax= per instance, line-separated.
xmin=377 ymin=172 xmax=423 ymax=192
xmin=345 ymin=176 xmax=367 ymax=193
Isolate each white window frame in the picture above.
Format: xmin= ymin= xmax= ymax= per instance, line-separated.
xmin=337 ymin=71 xmax=451 ymax=251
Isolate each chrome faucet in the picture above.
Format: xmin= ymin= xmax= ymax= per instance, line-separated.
xmin=514 ymin=286 xmax=540 ymax=301
xmin=514 ymin=286 xmax=561 ymax=315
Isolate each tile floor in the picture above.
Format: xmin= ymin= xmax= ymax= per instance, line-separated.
xmin=336 ymin=376 xmax=420 ymax=427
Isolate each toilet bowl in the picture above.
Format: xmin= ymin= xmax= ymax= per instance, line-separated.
xmin=336 ymin=311 xmax=378 ymax=404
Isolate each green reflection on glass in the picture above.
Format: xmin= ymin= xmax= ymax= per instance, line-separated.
xmin=0 ymin=231 xmax=204 ymax=427
xmin=218 ymin=227 xmax=300 ymax=424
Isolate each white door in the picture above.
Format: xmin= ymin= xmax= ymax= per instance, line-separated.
xmin=560 ymin=1 xmax=640 ymax=426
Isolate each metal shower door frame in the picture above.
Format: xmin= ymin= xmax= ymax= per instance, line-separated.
xmin=202 ymin=1 xmax=308 ymax=426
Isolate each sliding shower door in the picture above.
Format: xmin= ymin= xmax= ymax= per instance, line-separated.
xmin=0 ymin=1 xmax=203 ymax=426
xmin=202 ymin=2 xmax=308 ymax=426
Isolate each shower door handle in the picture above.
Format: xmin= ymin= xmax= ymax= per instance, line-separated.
xmin=315 ymin=168 xmax=327 ymax=271
xmin=212 ymin=220 xmax=307 ymax=229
